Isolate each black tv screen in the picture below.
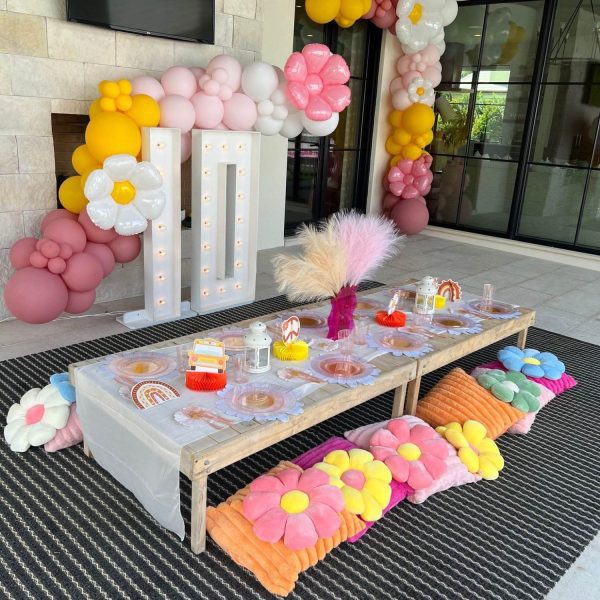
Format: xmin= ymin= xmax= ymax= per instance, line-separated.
xmin=67 ymin=0 xmax=215 ymax=44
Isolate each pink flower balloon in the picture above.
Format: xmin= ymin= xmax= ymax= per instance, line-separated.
xmin=284 ymin=44 xmax=351 ymax=121
xmin=387 ymin=156 xmax=433 ymax=199
xmin=131 ymin=76 xmax=165 ymax=102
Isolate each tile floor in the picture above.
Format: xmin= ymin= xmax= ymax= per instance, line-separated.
xmin=0 ymin=233 xmax=598 ymax=598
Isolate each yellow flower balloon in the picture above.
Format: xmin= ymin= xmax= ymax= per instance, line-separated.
xmin=58 ymin=175 xmax=88 ymax=214
xmin=85 ymin=111 xmax=142 ymax=163
xmin=98 ymin=79 xmax=133 ymax=112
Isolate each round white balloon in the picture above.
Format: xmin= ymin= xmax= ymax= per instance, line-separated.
xmin=280 ymin=111 xmax=304 ymax=139
xmin=241 ymin=62 xmax=279 ymax=102
xmin=301 ymin=112 xmax=339 ymax=137
xmin=255 ymin=115 xmax=284 ymax=136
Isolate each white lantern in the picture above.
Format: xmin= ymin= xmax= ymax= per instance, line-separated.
xmin=414 ymin=276 xmax=438 ymax=315
xmin=244 ymin=322 xmax=272 ymax=373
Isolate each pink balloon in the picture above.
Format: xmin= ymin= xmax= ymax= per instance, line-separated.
xmin=29 ymin=251 xmax=48 ymax=269
xmin=305 ymin=96 xmax=332 ymax=121
xmin=161 ymin=66 xmax=198 ymax=99
xmin=390 ymin=197 xmax=430 ymax=235
xmin=65 ymin=289 xmax=96 ymax=314
xmin=47 ymin=257 xmax=67 ymax=274
xmin=190 ymin=91 xmax=225 ymax=129
xmin=131 ymin=76 xmax=165 ymax=102
xmin=287 ymin=81 xmax=309 ymax=110
xmin=181 ymin=131 xmax=192 ymax=163
xmin=285 ymin=53 xmax=308 ymax=83
xmin=302 ymin=44 xmax=331 ymax=74
xmin=159 ymin=95 xmax=196 ymax=133
xmin=9 ymin=237 xmax=37 ymax=270
xmin=61 ymin=252 xmax=103 ymax=292
xmin=322 ymin=85 xmax=351 ymax=112
xmin=398 ymin=159 xmax=414 ymax=175
xmin=223 ymin=93 xmax=258 ymax=131
xmin=41 ymin=209 xmax=78 ymax=232
xmin=78 ymin=209 xmax=118 ymax=243
xmin=59 ymin=244 xmax=73 ymax=260
xmin=43 ymin=219 xmax=87 ymax=253
xmin=39 ymin=239 xmax=60 ymax=259
xmin=4 ymin=267 xmax=69 ymax=324
xmin=108 ymin=234 xmax=141 ymax=263
xmin=189 ymin=67 xmax=205 ymax=82
xmin=206 ymin=55 xmax=243 ymax=92
xmin=321 ymin=56 xmax=351 ymax=85
xmin=383 ymin=192 xmax=400 ymax=212
xmin=85 ymin=242 xmax=116 ymax=278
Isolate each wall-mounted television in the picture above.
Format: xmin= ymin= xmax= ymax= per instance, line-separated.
xmin=67 ymin=0 xmax=215 ymax=44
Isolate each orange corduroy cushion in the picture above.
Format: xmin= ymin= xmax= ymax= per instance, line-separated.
xmin=206 ymin=461 xmax=365 ymax=596
xmin=416 ymin=368 xmax=525 ymax=439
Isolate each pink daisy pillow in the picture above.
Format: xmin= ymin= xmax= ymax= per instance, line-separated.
xmin=369 ymin=419 xmax=449 ymax=490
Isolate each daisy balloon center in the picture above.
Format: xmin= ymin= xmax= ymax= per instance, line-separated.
xmin=111 ymin=180 xmax=137 ymax=205
xmin=409 ymin=3 xmax=423 ymax=24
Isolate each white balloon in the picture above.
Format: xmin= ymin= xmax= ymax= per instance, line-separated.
xmin=257 ymin=99 xmax=274 ymax=116
xmin=255 ymin=115 xmax=284 ymax=136
xmin=272 ymin=104 xmax=289 ymax=121
xmin=241 ymin=62 xmax=279 ymax=102
xmin=442 ymin=0 xmax=458 ymax=26
xmin=280 ymin=111 xmax=304 ymax=138
xmin=301 ymin=112 xmax=339 ymax=137
xmin=271 ymin=88 xmax=287 ymax=105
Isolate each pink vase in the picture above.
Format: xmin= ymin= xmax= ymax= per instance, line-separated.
xmin=327 ymin=285 xmax=358 ymax=340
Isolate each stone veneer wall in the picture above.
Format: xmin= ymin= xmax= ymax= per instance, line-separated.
xmin=0 ymin=0 xmax=265 ymax=319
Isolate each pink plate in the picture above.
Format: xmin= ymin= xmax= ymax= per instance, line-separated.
xmin=372 ymin=330 xmax=428 ymax=351
xmin=431 ymin=313 xmax=476 ymax=329
xmin=108 ymin=352 xmax=177 ymax=380
xmin=210 ymin=328 xmax=247 ymax=352
xmin=467 ymin=299 xmax=518 ymax=316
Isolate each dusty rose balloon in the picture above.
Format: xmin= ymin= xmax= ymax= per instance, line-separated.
xmin=61 ymin=252 xmax=103 ymax=292
xmin=181 ymin=131 xmax=192 ymax=163
xmin=47 ymin=257 xmax=67 ymax=274
xmin=131 ymin=76 xmax=165 ymax=102
xmin=41 ymin=209 xmax=78 ymax=232
xmin=161 ymin=66 xmax=198 ymax=99
xmin=85 ymin=242 xmax=116 ymax=277
xmin=29 ymin=251 xmax=48 ymax=269
xmin=390 ymin=197 xmax=430 ymax=235
xmin=189 ymin=67 xmax=205 ymax=81
xmin=59 ymin=244 xmax=73 ymax=260
xmin=9 ymin=237 xmax=37 ymax=270
xmin=223 ymin=93 xmax=258 ymax=131
xmin=78 ymin=209 xmax=118 ymax=243
xmin=190 ymin=91 xmax=225 ymax=129
xmin=108 ymin=234 xmax=141 ymax=263
xmin=207 ymin=55 xmax=243 ymax=92
xmin=159 ymin=95 xmax=196 ymax=133
xmin=65 ymin=289 xmax=96 ymax=314
xmin=4 ymin=267 xmax=69 ymax=324
xmin=39 ymin=239 xmax=60 ymax=259
xmin=43 ymin=219 xmax=87 ymax=253
xmin=383 ymin=192 xmax=400 ymax=212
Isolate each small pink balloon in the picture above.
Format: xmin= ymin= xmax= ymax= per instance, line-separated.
xmin=285 ymin=52 xmax=308 ymax=83
xmin=84 ymin=242 xmax=116 ymax=278
xmin=206 ymin=55 xmax=243 ymax=91
xmin=9 ymin=238 xmax=37 ymax=270
xmin=190 ymin=91 xmax=225 ymax=129
xmin=399 ymin=159 xmax=414 ymax=175
xmin=39 ymin=239 xmax=60 ymax=259
xmin=305 ymin=74 xmax=323 ymax=95
xmin=412 ymin=160 xmax=430 ymax=177
xmin=108 ymin=235 xmax=141 ymax=263
xmin=161 ymin=66 xmax=198 ymax=99
xmin=383 ymin=192 xmax=400 ymax=212
xmin=302 ymin=44 xmax=331 ymax=74
xmin=223 ymin=93 xmax=258 ymax=131
xmin=47 ymin=257 xmax=67 ymax=274
xmin=388 ymin=167 xmax=403 ymax=182
xmin=59 ymin=244 xmax=73 ymax=260
xmin=30 ymin=251 xmax=48 ymax=269
xmin=41 ymin=209 xmax=78 ymax=232
xmin=181 ymin=131 xmax=192 ymax=163
xmin=204 ymin=79 xmax=220 ymax=96
xmin=305 ymin=96 xmax=332 ymax=122
xmin=78 ymin=210 xmax=118 ymax=244
xmin=286 ymin=81 xmax=309 ymax=110
xmin=322 ymin=85 xmax=351 ymax=112
xmin=43 ymin=219 xmax=87 ymax=253
xmin=189 ymin=67 xmax=205 ymax=82
xmin=320 ymin=55 xmax=350 ymax=85
xmin=4 ymin=267 xmax=69 ymax=324
xmin=159 ymin=95 xmax=196 ymax=133
xmin=218 ymin=85 xmax=233 ymax=101
xmin=212 ymin=68 xmax=228 ymax=84
xmin=65 ymin=289 xmax=96 ymax=314
xmin=61 ymin=252 xmax=103 ymax=292
xmin=391 ymin=197 xmax=430 ymax=235
xmin=131 ymin=76 xmax=165 ymax=102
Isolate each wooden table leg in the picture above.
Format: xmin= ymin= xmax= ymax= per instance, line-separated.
xmin=391 ymin=384 xmax=407 ymax=418
xmin=83 ymin=439 xmax=92 ymax=458
xmin=405 ymin=376 xmax=421 ymax=416
xmin=517 ymin=327 xmax=528 ymax=350
xmin=191 ymin=472 xmax=208 ymax=554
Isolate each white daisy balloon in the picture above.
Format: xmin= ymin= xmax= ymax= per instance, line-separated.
xmin=408 ymin=77 xmax=435 ymax=105
xmin=4 ymin=386 xmax=70 ymax=452
xmin=396 ymin=0 xmax=457 ymax=54
xmin=84 ymin=154 xmax=165 ymax=236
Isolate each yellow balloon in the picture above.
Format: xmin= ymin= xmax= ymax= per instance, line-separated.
xmin=115 ymin=95 xmax=133 ymax=112
xmin=125 ymin=94 xmax=161 ymax=128
xmin=392 ymin=128 xmax=411 ymax=146
xmin=402 ymin=104 xmax=435 ymax=135
xmin=118 ymin=79 xmax=133 ymax=95
xmin=111 ymin=180 xmax=136 ymax=205
xmin=402 ymin=144 xmax=423 ymax=161
xmin=386 ymin=136 xmax=402 ymax=156
xmin=72 ymin=144 xmax=100 ymax=176
xmin=340 ymin=0 xmax=369 ymax=21
xmin=99 ymin=80 xmax=120 ymax=99
xmin=85 ymin=111 xmax=142 ymax=163
xmin=58 ymin=176 xmax=88 ymax=214
xmin=306 ymin=0 xmax=341 ymax=24
xmin=389 ymin=110 xmax=403 ymax=128
xmin=100 ymin=97 xmax=117 ymax=112
xmin=89 ymin=98 xmax=103 ymax=119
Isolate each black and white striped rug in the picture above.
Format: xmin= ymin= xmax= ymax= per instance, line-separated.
xmin=0 ymin=290 xmax=598 ymax=600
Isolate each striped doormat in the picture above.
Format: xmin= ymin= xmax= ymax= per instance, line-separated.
xmin=0 ymin=291 xmax=598 ymax=600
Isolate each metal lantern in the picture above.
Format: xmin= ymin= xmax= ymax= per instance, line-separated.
xmin=244 ymin=322 xmax=272 ymax=374
xmin=414 ymin=276 xmax=438 ymax=315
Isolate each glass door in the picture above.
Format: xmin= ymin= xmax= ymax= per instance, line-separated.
xmin=285 ymin=6 xmax=382 ymax=233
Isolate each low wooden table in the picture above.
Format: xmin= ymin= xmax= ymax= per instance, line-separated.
xmin=70 ymin=283 xmax=535 ymax=554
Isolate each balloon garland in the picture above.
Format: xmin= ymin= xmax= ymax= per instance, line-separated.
xmin=305 ymin=0 xmax=459 ymax=235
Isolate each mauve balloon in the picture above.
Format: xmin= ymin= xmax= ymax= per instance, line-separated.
xmin=44 ymin=219 xmax=87 ymax=253
xmin=61 ymin=252 xmax=103 ymax=292
xmin=9 ymin=237 xmax=37 ymax=270
xmin=391 ymin=197 xmax=430 ymax=235
xmin=107 ymin=234 xmax=141 ymax=264
xmin=40 ymin=209 xmax=78 ymax=232
xmin=65 ymin=289 xmax=96 ymax=314
xmin=78 ymin=210 xmax=118 ymax=244
xmin=85 ymin=242 xmax=116 ymax=278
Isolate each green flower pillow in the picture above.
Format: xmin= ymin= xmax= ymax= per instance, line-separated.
xmin=476 ymin=370 xmax=541 ymax=413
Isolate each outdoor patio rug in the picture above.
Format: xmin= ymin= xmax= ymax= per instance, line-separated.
xmin=0 ymin=288 xmax=598 ymax=600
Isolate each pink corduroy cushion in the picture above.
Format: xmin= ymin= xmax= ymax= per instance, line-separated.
xmin=471 ymin=366 xmax=556 ymax=434
xmin=44 ymin=405 xmax=82 ymax=452
xmin=476 ymin=360 xmax=577 ymax=395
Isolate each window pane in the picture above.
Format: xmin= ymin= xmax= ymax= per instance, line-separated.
xmin=336 ymin=20 xmax=368 ymax=78
xmin=427 ymin=156 xmax=466 ymax=225
xmin=331 ymin=79 xmax=363 ymax=150
xmin=532 ymin=84 xmax=600 ymax=167
xmin=293 ymin=5 xmax=324 ymax=47
xmin=441 ymin=5 xmax=486 ymax=78
xmin=285 ymin=148 xmax=319 ymax=226
xmin=323 ymin=150 xmax=357 ymax=217
xmin=480 ymin=2 xmax=544 ymax=83
xmin=518 ymin=164 xmax=586 ymax=244
xmin=545 ymin=0 xmax=600 ymax=83
xmin=468 ymin=84 xmax=530 ymax=160
xmin=458 ymin=158 xmax=517 ymax=233
xmin=432 ymin=90 xmax=472 ymax=157
xmin=578 ymin=170 xmax=600 ymax=248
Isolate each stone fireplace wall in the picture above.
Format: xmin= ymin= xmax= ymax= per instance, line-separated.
xmin=0 ymin=0 xmax=265 ymax=319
